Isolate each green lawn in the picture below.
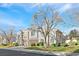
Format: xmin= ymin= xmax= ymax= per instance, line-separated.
xmin=0 ymin=42 xmax=18 ymax=48
xmin=26 ymin=40 xmax=79 ymax=52
xmin=0 ymin=45 xmax=10 ymax=48
xmin=26 ymin=45 xmax=79 ymax=52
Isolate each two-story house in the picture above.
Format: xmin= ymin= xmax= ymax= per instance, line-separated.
xmin=16 ymin=28 xmax=64 ymax=47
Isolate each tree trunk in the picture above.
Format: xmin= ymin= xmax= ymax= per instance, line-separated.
xmin=47 ymin=34 xmax=50 ymax=48
xmin=44 ymin=36 xmax=47 ymax=48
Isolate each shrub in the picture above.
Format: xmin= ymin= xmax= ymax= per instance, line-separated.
xmin=52 ymin=44 xmax=56 ymax=47
xmin=64 ymin=44 xmax=69 ymax=47
xmin=31 ymin=43 xmax=36 ymax=46
xmin=75 ymin=43 xmax=78 ymax=45
xmin=37 ymin=43 xmax=40 ymax=46
xmin=57 ymin=43 xmax=61 ymax=47
xmin=13 ymin=43 xmax=19 ymax=46
xmin=37 ymin=42 xmax=44 ymax=46
xmin=2 ymin=44 xmax=7 ymax=46
xmin=53 ymin=44 xmax=56 ymax=47
xmin=8 ymin=42 xmax=19 ymax=46
xmin=40 ymin=42 xmax=44 ymax=46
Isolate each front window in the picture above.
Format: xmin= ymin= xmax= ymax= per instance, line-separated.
xmin=31 ymin=30 xmax=35 ymax=36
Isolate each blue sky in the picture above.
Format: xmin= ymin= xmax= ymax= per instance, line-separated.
xmin=0 ymin=3 xmax=79 ymax=35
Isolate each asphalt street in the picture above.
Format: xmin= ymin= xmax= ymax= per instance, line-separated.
xmin=0 ymin=49 xmax=57 ymax=56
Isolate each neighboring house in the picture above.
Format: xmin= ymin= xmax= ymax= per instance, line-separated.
xmin=16 ymin=28 xmax=64 ymax=47
xmin=69 ymin=29 xmax=79 ymax=40
xmin=0 ymin=34 xmax=8 ymax=45
xmin=0 ymin=35 xmax=3 ymax=45
xmin=56 ymin=30 xmax=65 ymax=44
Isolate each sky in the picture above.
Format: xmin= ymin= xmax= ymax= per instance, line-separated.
xmin=0 ymin=3 xmax=79 ymax=35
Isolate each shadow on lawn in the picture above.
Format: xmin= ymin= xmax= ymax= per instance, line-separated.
xmin=73 ymin=49 xmax=79 ymax=53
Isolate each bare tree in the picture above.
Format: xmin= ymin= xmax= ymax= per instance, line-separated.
xmin=0 ymin=29 xmax=9 ymax=43
xmin=0 ymin=26 xmax=16 ymax=43
xmin=32 ymin=7 xmax=63 ymax=48
xmin=7 ymin=26 xmax=16 ymax=43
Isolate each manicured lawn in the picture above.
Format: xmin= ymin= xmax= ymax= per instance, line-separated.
xmin=0 ymin=45 xmax=10 ymax=48
xmin=26 ymin=45 xmax=79 ymax=52
xmin=26 ymin=40 xmax=79 ymax=52
xmin=0 ymin=42 xmax=18 ymax=48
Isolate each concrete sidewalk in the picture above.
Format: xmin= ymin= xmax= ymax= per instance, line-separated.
xmin=0 ymin=46 xmax=72 ymax=56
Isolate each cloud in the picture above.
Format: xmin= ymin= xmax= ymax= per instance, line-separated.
xmin=58 ymin=4 xmax=72 ymax=14
xmin=30 ymin=3 xmax=46 ymax=8
xmin=0 ymin=4 xmax=29 ymax=29
xmin=0 ymin=19 xmax=24 ymax=27
xmin=30 ymin=3 xmax=72 ymax=15
xmin=31 ymin=3 xmax=40 ymax=8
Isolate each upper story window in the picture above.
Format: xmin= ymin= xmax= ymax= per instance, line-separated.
xmin=31 ymin=30 xmax=36 ymax=36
